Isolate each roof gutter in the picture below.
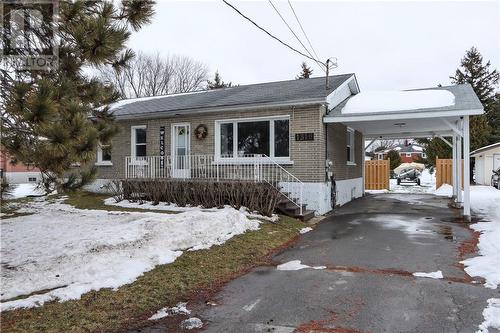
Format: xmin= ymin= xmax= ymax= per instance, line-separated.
xmin=113 ymin=98 xmax=327 ymax=121
xmin=323 ymin=108 xmax=484 ymax=123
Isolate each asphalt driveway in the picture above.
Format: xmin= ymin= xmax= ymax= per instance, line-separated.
xmin=195 ymin=193 xmax=498 ymax=333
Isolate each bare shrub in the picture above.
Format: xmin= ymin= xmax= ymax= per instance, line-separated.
xmin=104 ymin=179 xmax=124 ymax=202
xmin=121 ymin=180 xmax=280 ymax=216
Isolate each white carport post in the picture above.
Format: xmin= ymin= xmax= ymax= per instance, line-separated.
xmin=363 ymin=137 xmax=377 ymax=194
xmin=463 ymin=116 xmax=471 ymax=221
xmin=452 ymin=134 xmax=458 ymax=200
xmin=457 ymin=130 xmax=463 ymax=205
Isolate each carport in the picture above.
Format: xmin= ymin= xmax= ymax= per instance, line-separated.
xmin=324 ymin=84 xmax=484 ymax=220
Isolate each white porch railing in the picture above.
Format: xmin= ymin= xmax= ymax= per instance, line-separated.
xmin=125 ymin=154 xmax=304 ymax=215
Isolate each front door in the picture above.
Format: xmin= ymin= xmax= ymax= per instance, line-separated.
xmin=172 ymin=123 xmax=190 ymax=178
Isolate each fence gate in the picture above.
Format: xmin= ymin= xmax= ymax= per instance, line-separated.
xmin=365 ymin=160 xmax=390 ymax=190
xmin=436 ymin=158 xmax=463 ymax=189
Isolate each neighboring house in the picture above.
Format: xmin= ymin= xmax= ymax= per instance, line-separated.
xmin=90 ymin=75 xmax=481 ymax=217
xmin=0 ymin=151 xmax=41 ymax=184
xmin=471 ymin=142 xmax=500 ymax=185
xmin=375 ymin=142 xmax=426 ymax=163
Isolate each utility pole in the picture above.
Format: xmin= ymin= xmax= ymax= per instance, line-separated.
xmin=325 ymin=59 xmax=330 ymax=90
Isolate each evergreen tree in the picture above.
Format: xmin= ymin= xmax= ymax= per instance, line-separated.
xmin=386 ymin=150 xmax=402 ymax=171
xmin=296 ymin=62 xmax=313 ymax=79
xmin=416 ymin=137 xmax=452 ymax=168
xmin=1 ymin=1 xmax=155 ymax=192
xmin=451 ymin=47 xmax=500 ymax=149
xmin=207 ymin=71 xmax=232 ymax=89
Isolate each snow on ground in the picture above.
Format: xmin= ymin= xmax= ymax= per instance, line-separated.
xmin=180 ymin=317 xmax=203 ymax=330
xmin=276 ymin=260 xmax=326 ymax=271
xmin=341 ymin=90 xmax=455 ymax=114
xmin=149 ymin=302 xmax=191 ymax=320
xmin=461 ymin=186 xmax=500 ymax=290
xmin=434 ymin=184 xmax=454 ymax=197
xmin=104 ymin=198 xmax=279 ymax=222
xmin=299 ymin=227 xmax=313 ymax=234
xmin=412 ymin=271 xmax=443 ymax=279
xmin=477 ymin=298 xmax=500 ymax=333
xmin=5 ymin=183 xmax=46 ymax=199
xmin=0 ymin=198 xmax=260 ymax=311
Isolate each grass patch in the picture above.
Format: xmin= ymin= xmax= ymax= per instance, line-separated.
xmin=1 ymin=196 xmax=37 ymax=219
xmin=0 ymin=196 xmax=305 ymax=333
xmin=64 ymin=191 xmax=179 ymax=214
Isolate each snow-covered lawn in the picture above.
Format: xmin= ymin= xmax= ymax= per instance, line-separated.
xmin=461 ymin=186 xmax=500 ymax=290
xmin=4 ymin=183 xmax=46 ymax=199
xmin=0 ymin=197 xmax=261 ymax=311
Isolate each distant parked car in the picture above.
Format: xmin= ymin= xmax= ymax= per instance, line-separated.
xmin=491 ymin=167 xmax=500 ymax=189
xmin=396 ymin=167 xmax=421 ymax=186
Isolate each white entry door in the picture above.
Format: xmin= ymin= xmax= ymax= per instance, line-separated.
xmin=171 ymin=123 xmax=191 ymax=178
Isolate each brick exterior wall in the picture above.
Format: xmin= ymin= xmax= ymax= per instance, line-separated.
xmin=95 ymin=105 xmax=362 ymax=183
xmin=325 ymin=123 xmax=363 ymax=181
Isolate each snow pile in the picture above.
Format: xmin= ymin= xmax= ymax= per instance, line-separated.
xmin=0 ymin=198 xmax=260 ymax=311
xmin=180 ymin=317 xmax=203 ymax=330
xmin=434 ymin=184 xmax=453 ymax=197
xmin=104 ymin=198 xmax=279 ymax=222
xmin=412 ymin=271 xmax=443 ymax=279
xmin=6 ymin=183 xmax=45 ymax=199
xmin=149 ymin=302 xmax=191 ymax=320
xmin=461 ymin=186 xmax=500 ymax=289
xmin=477 ymin=298 xmax=500 ymax=333
xmin=342 ymin=90 xmax=455 ymax=114
xmin=299 ymin=227 xmax=313 ymax=234
xmin=412 ymin=145 xmax=423 ymax=152
xmin=277 ymin=260 xmax=326 ymax=271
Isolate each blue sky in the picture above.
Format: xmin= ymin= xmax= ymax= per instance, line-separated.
xmin=127 ymin=1 xmax=500 ymax=91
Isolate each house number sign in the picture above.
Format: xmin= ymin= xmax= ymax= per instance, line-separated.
xmin=295 ymin=133 xmax=314 ymax=141
xmin=159 ymin=126 xmax=165 ymax=169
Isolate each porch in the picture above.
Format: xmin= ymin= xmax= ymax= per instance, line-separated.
xmin=124 ymin=154 xmax=312 ymax=219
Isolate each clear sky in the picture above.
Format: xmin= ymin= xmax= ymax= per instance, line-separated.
xmin=127 ymin=0 xmax=500 ymax=91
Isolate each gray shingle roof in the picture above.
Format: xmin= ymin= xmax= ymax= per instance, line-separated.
xmin=327 ymin=84 xmax=483 ymax=118
xmin=109 ymin=74 xmax=354 ymax=118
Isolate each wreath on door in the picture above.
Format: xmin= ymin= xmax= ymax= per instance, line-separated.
xmin=194 ymin=124 xmax=208 ymax=140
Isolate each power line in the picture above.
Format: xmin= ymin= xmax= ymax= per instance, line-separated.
xmin=287 ymin=0 xmax=321 ymax=62
xmin=267 ymin=0 xmax=325 ymax=72
xmin=222 ymin=0 xmax=326 ymax=68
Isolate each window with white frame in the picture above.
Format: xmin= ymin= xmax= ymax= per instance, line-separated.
xmin=216 ymin=117 xmax=290 ymax=160
xmin=406 ymin=153 xmax=412 ymax=157
xmin=131 ymin=125 xmax=147 ymax=158
xmin=96 ymin=144 xmax=112 ymax=165
xmin=422 ymin=153 xmax=427 ymax=158
xmin=346 ymin=128 xmax=355 ymax=163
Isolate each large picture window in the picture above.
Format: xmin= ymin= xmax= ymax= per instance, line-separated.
xmin=216 ymin=117 xmax=290 ymax=160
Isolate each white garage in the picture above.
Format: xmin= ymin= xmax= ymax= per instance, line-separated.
xmin=471 ymin=142 xmax=500 ymax=185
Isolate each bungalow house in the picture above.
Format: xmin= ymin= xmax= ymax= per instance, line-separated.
xmin=375 ymin=142 xmax=426 ymax=163
xmin=90 ymin=74 xmax=483 ymax=220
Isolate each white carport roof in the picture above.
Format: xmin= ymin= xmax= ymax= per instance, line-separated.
xmin=324 ymin=84 xmax=483 ymax=139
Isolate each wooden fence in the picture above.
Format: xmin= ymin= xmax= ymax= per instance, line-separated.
xmin=436 ymin=158 xmax=463 ymax=189
xmin=365 ymin=160 xmax=390 ymax=190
